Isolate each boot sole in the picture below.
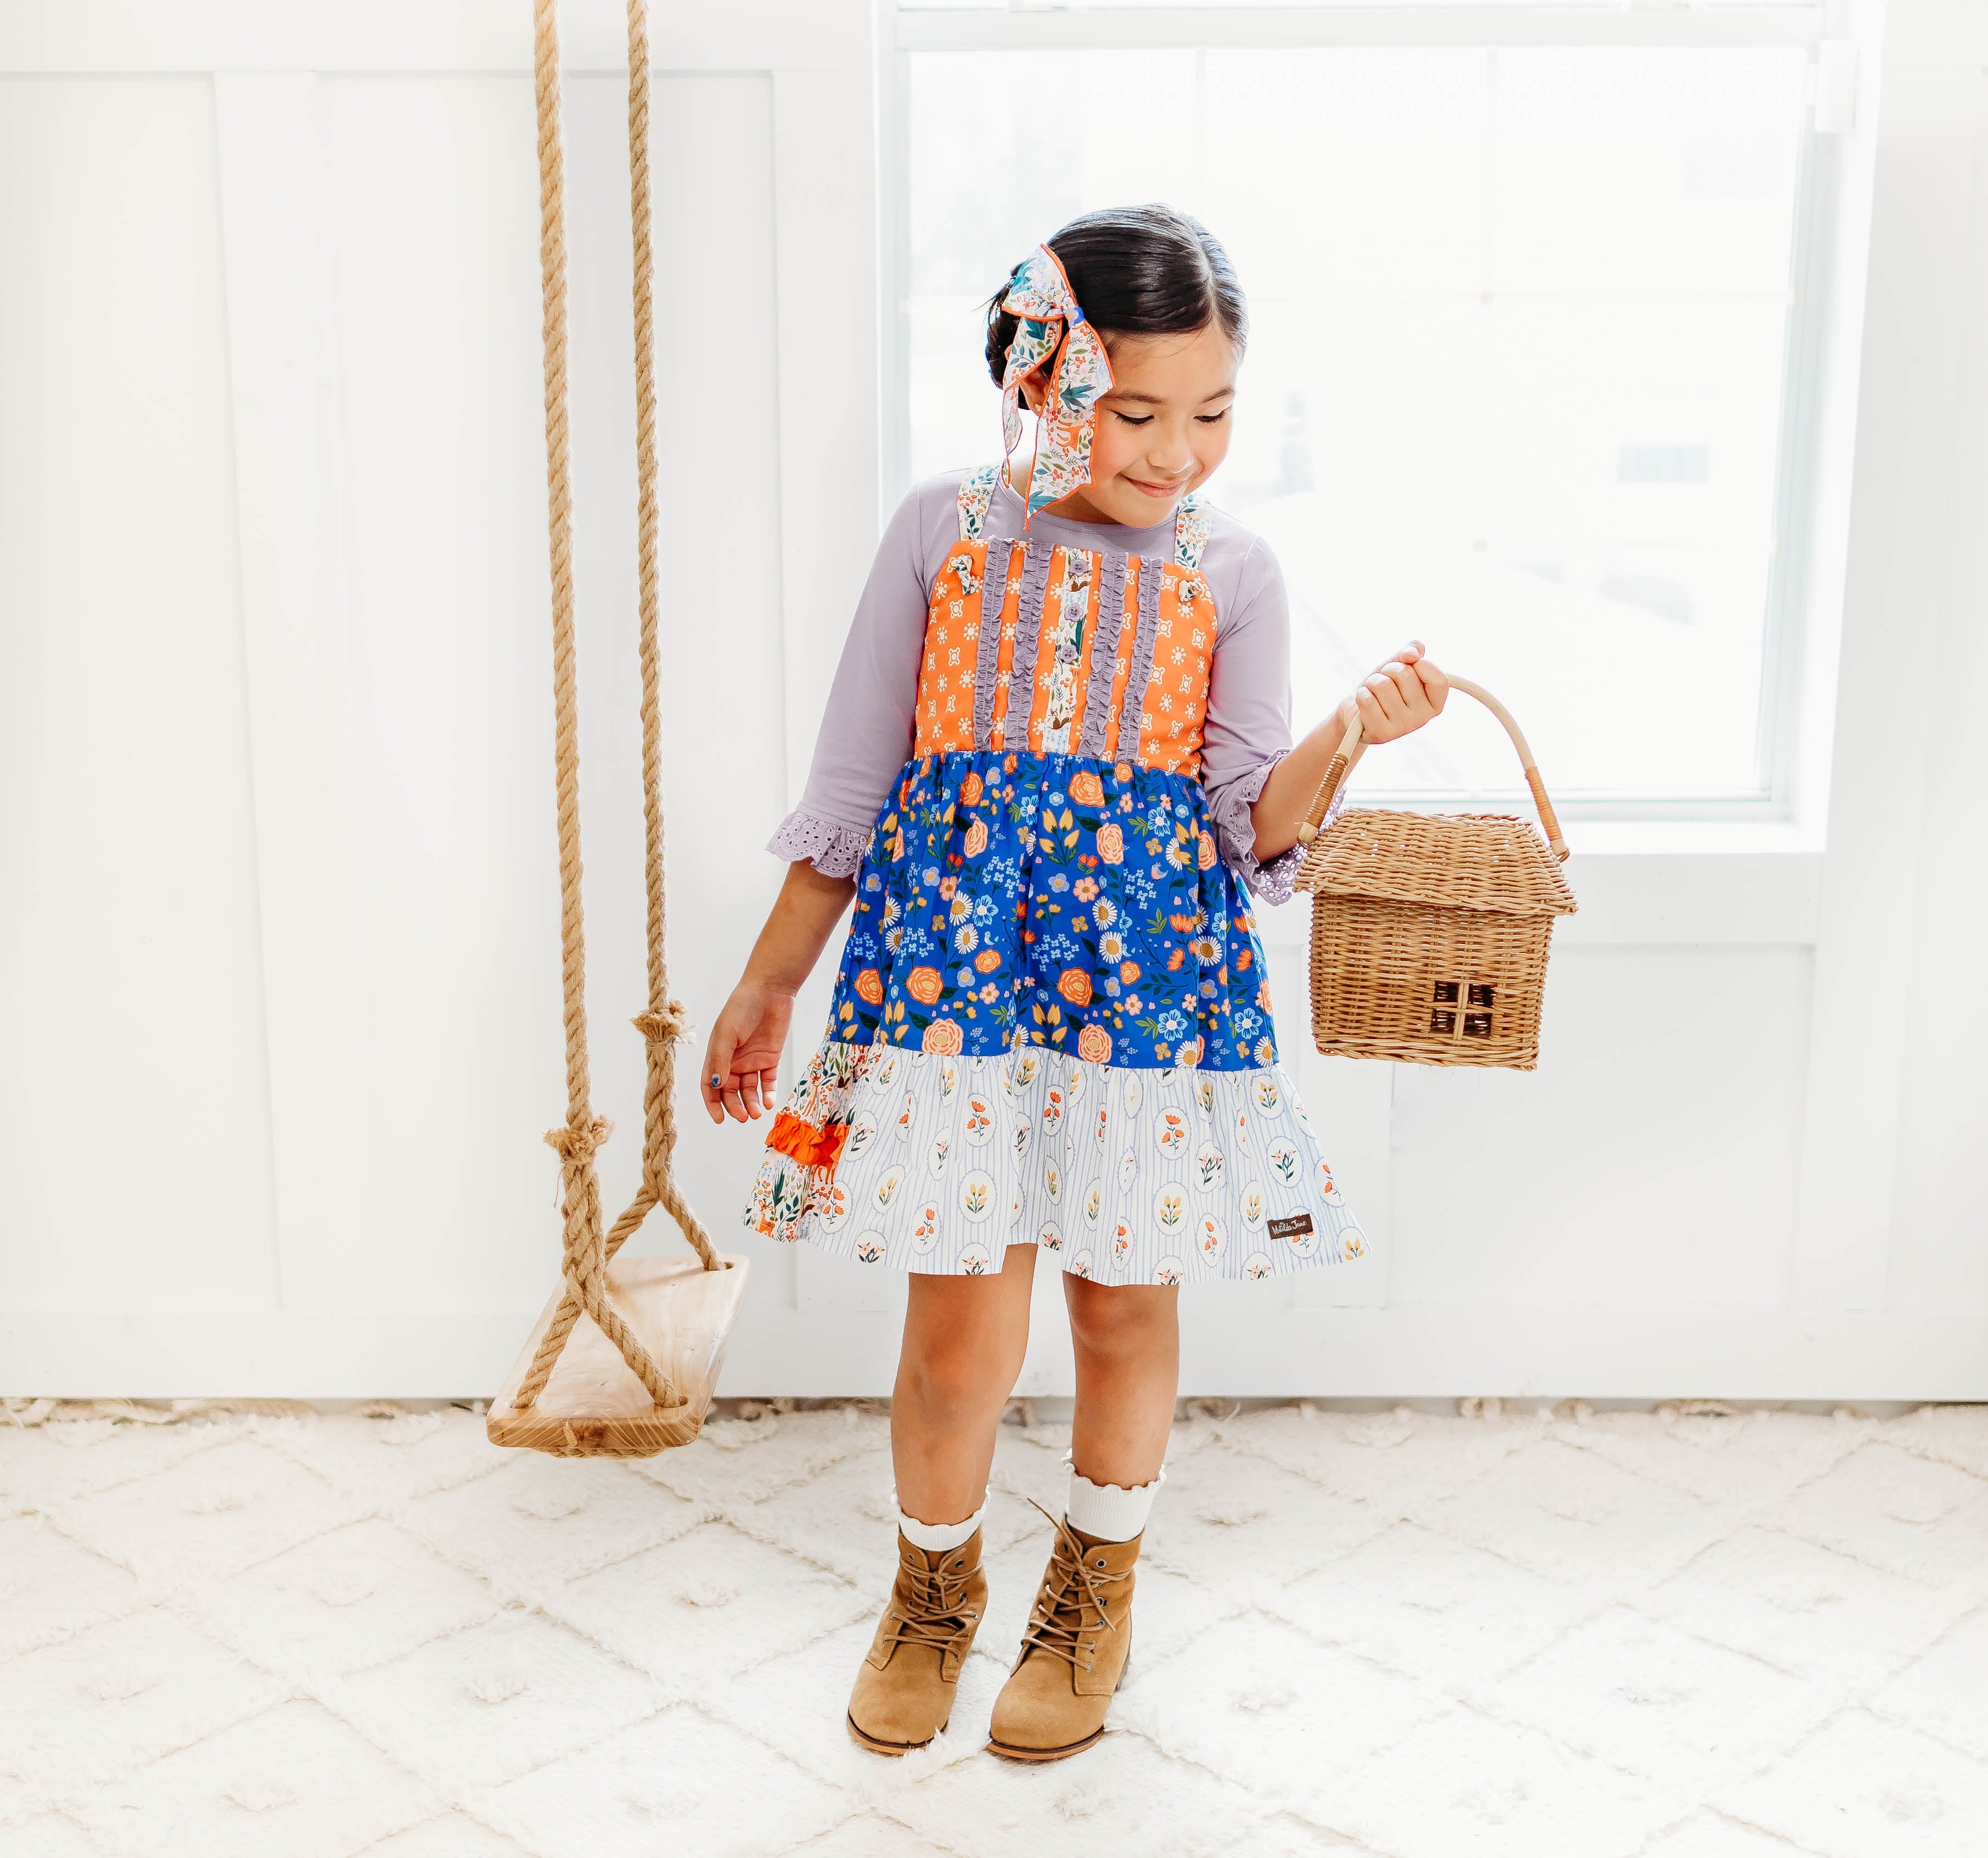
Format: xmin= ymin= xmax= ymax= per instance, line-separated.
xmin=847 ymin=1711 xmax=948 ymax=1757
xmin=985 ymin=1724 xmax=1107 ymax=1762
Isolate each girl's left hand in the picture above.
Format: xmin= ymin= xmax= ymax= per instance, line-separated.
xmin=1340 ymin=639 xmax=1448 ymax=745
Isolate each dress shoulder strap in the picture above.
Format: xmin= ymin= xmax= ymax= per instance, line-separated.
xmin=957 ymin=464 xmax=1001 ymax=542
xmin=1173 ymin=494 xmax=1210 ymax=569
xmin=961 ymin=465 xmax=1206 ymax=561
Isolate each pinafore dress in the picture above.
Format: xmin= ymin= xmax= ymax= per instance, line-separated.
xmin=745 ymin=466 xmax=1367 ymax=1286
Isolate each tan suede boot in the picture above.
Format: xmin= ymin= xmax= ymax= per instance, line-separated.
xmin=846 ymin=1528 xmax=987 ymax=1755
xmin=986 ymin=1508 xmax=1139 ymax=1761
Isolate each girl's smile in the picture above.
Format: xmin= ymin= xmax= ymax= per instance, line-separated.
xmin=1012 ymin=321 xmax=1240 ymax=528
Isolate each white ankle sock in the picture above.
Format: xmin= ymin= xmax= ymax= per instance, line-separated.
xmin=1062 ymin=1452 xmax=1164 ymax=1543
xmin=895 ymin=1494 xmax=986 ymax=1553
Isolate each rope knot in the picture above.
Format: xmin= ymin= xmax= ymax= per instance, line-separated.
xmin=633 ymin=998 xmax=693 ymax=1046
xmin=543 ymin=1115 xmax=614 ymax=1169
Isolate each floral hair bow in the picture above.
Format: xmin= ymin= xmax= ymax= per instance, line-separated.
xmin=1000 ymin=245 xmax=1114 ymax=522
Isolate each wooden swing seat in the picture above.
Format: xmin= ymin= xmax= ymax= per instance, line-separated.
xmin=488 ymin=1251 xmax=751 ymax=1457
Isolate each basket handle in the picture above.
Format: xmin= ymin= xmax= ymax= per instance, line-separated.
xmin=1293 ymin=675 xmax=1569 ymax=861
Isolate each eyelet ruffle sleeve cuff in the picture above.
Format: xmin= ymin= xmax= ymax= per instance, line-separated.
xmin=1208 ymin=748 xmax=1347 ymax=907
xmin=766 ymin=810 xmax=873 ymax=878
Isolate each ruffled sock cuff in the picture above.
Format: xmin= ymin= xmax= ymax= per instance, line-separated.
xmin=1062 ymin=1451 xmax=1165 ymax=1543
xmin=766 ymin=809 xmax=873 ymax=878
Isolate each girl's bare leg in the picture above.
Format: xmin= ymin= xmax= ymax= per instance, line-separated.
xmin=891 ymin=1242 xmax=1038 ymax=1524
xmin=1064 ymin=1278 xmax=1180 ymax=1488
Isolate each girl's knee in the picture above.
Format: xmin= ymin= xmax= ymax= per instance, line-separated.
xmin=1066 ymin=1279 xmax=1177 ymax=1360
xmin=898 ymin=1329 xmax=1020 ymax=1422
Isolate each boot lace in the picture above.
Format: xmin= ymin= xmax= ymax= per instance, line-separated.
xmin=1016 ymin=1498 xmax=1131 ymax=1674
xmin=883 ymin=1550 xmax=979 ymax=1654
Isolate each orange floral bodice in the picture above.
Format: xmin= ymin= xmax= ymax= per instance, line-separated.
xmin=911 ymin=466 xmax=1218 ymax=779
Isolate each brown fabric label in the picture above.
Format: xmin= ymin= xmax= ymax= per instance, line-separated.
xmin=1267 ymin=1214 xmax=1313 ymax=1240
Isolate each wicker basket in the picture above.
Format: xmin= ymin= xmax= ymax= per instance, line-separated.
xmin=1291 ymin=677 xmax=1577 ymax=1070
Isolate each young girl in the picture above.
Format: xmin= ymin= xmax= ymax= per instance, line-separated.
xmin=701 ymin=206 xmax=1446 ymax=1762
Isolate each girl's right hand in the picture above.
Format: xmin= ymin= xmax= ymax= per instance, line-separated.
xmin=700 ymin=984 xmax=791 ymax=1124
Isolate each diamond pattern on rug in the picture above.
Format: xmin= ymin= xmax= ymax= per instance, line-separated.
xmin=1327 ymin=1704 xmax=1691 ymax=1858
xmin=195 ymin=1516 xmax=501 ymax=1680
xmin=1111 ymin=1610 xmax=1434 ymax=1794
xmin=3 ymin=1401 xmax=1985 ymax=1857
xmin=1488 ymin=1603 xmax=1840 ymax=1792
xmin=1762 ymin=1441 xmax=1988 ymax=1588
xmin=0 ymin=1513 xmax=143 ymax=1659
xmin=1639 ymin=1524 xmax=1972 ymax=1685
xmin=71 ymin=1696 xmax=439 ymax=1858
xmin=894 ymin=1722 xmax=1276 ymax=1858
xmin=0 ymin=1607 xmax=283 ymax=1801
xmin=336 ymin=1609 xmax=665 ymax=1794
xmin=1260 ymin=1517 xmax=1598 ymax=1683
xmin=473 ymin=1702 xmax=849 ymax=1858
xmin=52 ymin=1438 xmax=359 ymax=1585
xmin=557 ymin=1518 xmax=874 ymax=1683
xmin=1711 ymin=1705 xmax=1988 ymax=1858
xmin=1429 ymin=1435 xmax=1735 ymax=1588
xmin=399 ymin=1453 xmax=706 ymax=1595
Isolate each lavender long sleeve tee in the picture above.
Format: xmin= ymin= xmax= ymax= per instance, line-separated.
xmin=767 ymin=467 xmax=1315 ymax=903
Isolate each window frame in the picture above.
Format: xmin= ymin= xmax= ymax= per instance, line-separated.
xmin=877 ymin=0 xmax=1840 ymax=825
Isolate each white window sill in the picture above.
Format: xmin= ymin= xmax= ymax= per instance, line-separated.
xmin=1257 ymin=818 xmax=1824 ymax=946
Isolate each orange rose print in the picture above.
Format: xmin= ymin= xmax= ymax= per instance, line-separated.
xmin=974 ymin=948 xmax=1003 ymax=973
xmin=1198 ymin=830 xmax=1217 ymax=871
xmin=1097 ymin=822 xmax=1124 ymax=865
xmin=1069 ymin=771 xmax=1105 ymax=806
xmin=963 ymin=819 xmax=987 ymax=858
xmin=922 ymin=1019 xmax=963 ymax=1055
xmin=907 ymin=967 xmax=944 ymax=1006
xmin=855 ymin=968 xmax=884 ymax=1006
xmin=959 ymin=770 xmax=983 ymax=807
xmin=1120 ymin=961 xmax=1140 ymax=985
xmin=1077 ymin=1024 xmax=1111 ymax=1063
xmin=1057 ymin=969 xmax=1093 ymax=1007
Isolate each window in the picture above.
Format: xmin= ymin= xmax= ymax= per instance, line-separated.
xmin=889 ymin=9 xmax=1828 ymax=813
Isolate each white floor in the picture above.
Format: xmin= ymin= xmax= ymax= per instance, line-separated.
xmin=4 ymin=1397 xmax=1987 ymax=1858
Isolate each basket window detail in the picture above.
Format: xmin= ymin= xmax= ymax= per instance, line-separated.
xmin=1430 ymin=980 xmax=1496 ymax=1041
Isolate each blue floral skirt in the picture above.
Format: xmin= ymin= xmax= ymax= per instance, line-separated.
xmin=745 ymin=749 xmax=1366 ymax=1283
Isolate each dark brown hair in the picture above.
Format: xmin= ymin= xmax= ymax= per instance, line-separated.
xmin=984 ymin=204 xmax=1248 ymax=387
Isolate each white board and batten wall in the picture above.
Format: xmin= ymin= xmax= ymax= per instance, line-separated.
xmin=1 ymin=0 xmax=1983 ymax=1400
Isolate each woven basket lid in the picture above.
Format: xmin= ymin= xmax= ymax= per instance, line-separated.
xmin=1294 ymin=807 xmax=1578 ymax=917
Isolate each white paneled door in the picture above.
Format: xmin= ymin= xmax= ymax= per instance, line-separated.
xmin=2 ymin=0 xmax=1985 ymax=1399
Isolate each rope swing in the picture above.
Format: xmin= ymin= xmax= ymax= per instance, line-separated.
xmin=487 ymin=0 xmax=749 ymax=1459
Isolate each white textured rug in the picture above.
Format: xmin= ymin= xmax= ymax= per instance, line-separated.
xmin=4 ymin=1396 xmax=1987 ymax=1857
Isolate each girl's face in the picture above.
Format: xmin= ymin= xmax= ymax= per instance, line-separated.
xmin=1018 ymin=321 xmax=1239 ymax=528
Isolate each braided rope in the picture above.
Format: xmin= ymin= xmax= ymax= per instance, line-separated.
xmin=619 ymin=0 xmax=721 ymax=1281
xmin=514 ymin=0 xmax=715 ymax=1418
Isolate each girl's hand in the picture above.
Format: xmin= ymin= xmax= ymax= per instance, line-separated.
xmin=700 ymin=983 xmax=792 ymax=1124
xmin=1339 ymin=639 xmax=1448 ymax=745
